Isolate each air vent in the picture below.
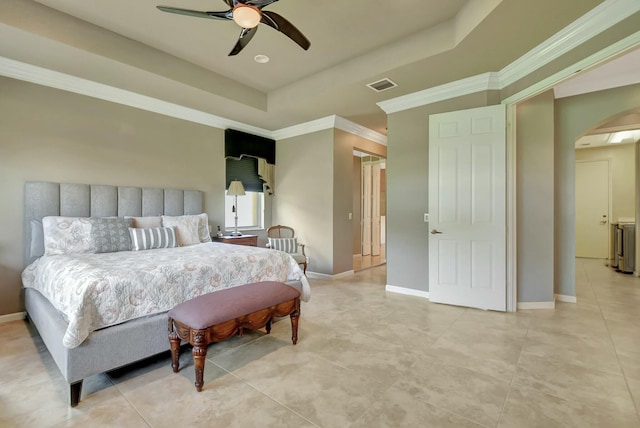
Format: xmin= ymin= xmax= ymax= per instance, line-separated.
xmin=366 ymin=78 xmax=398 ymax=92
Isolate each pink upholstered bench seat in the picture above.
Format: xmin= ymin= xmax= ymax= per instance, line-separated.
xmin=168 ymin=281 xmax=301 ymax=392
xmin=168 ymin=281 xmax=300 ymax=329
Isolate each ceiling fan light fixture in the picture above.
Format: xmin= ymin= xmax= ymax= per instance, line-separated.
xmin=233 ymin=4 xmax=261 ymax=28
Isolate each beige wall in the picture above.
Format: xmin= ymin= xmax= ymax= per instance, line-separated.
xmin=274 ymin=130 xmax=334 ymax=274
xmin=0 ymin=77 xmax=226 ymax=315
xmin=333 ymin=130 xmax=356 ymax=274
xmin=575 ymin=143 xmax=636 ymax=222
xmin=516 ymin=90 xmax=555 ymax=303
xmin=273 ymin=129 xmax=386 ymax=276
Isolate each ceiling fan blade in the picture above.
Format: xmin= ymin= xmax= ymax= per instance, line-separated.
xmin=229 ymin=27 xmax=258 ymax=56
xmin=156 ymin=6 xmax=232 ymax=20
xmin=261 ymin=10 xmax=310 ymax=51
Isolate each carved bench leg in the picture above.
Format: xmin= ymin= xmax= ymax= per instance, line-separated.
xmin=290 ymin=306 xmax=300 ymax=345
xmin=265 ymin=317 xmax=273 ymax=334
xmin=191 ymin=329 xmax=207 ymax=392
xmin=70 ymin=380 xmax=83 ymax=407
xmin=168 ymin=318 xmax=181 ymax=373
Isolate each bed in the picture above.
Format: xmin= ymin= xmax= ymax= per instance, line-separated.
xmin=21 ymin=181 xmax=310 ymax=407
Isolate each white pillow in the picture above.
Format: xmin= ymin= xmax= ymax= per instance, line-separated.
xmin=161 ymin=215 xmax=201 ymax=246
xmin=195 ymin=213 xmax=212 ymax=243
xmin=161 ymin=214 xmax=211 ymax=244
xmin=42 ymin=216 xmax=94 ymax=255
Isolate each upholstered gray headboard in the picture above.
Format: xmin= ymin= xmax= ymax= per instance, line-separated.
xmin=24 ymin=181 xmax=203 ymax=266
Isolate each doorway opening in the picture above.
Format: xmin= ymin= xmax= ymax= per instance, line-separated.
xmin=574 ymin=118 xmax=639 ymax=271
xmin=353 ymin=152 xmax=386 ymax=271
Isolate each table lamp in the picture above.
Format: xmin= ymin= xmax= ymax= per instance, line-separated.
xmin=227 ymin=180 xmax=246 ymax=236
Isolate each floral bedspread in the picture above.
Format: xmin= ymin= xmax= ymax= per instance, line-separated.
xmin=22 ymin=243 xmax=311 ymax=348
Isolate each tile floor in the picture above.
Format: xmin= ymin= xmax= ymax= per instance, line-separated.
xmin=1 ymin=258 xmax=639 ymax=427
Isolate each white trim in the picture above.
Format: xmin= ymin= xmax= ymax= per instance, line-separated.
xmin=505 ymin=103 xmax=518 ymax=312
xmin=377 ymin=72 xmax=501 ymax=114
xmin=503 ymin=31 xmax=640 ymax=105
xmin=0 ymin=0 xmax=635 ymax=142
xmin=385 ymin=285 xmax=430 ymax=299
xmin=0 ymin=57 xmax=274 ymax=139
xmin=555 ymin=294 xmax=578 ymax=303
xmin=305 ymin=270 xmax=354 ymax=280
xmin=517 ymin=301 xmax=556 ymax=310
xmin=334 ymin=116 xmax=387 ymax=145
xmin=499 ymin=0 xmax=640 ymax=88
xmin=0 ymin=57 xmax=388 ymax=145
xmin=272 ymin=115 xmax=388 ymax=145
xmin=379 ymin=0 xmax=640 ymax=115
xmin=0 ymin=312 xmax=26 ymax=323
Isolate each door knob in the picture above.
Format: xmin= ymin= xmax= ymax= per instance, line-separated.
xmin=431 ymin=229 xmax=443 ymax=234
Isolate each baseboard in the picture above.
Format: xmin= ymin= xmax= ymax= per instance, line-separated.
xmin=517 ymin=300 xmax=556 ymax=310
xmin=385 ymin=285 xmax=430 ymax=299
xmin=0 ymin=312 xmax=26 ymax=324
xmin=305 ymin=270 xmax=354 ymax=280
xmin=555 ymin=293 xmax=578 ymax=303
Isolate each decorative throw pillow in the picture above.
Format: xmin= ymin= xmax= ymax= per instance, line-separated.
xmin=129 ymin=227 xmax=178 ymax=251
xmin=127 ymin=216 xmax=162 ymax=229
xmin=42 ymin=216 xmax=94 ymax=256
xmin=161 ymin=215 xmax=201 ymax=246
xmin=90 ymin=217 xmax=133 ymax=253
xmin=268 ymin=237 xmax=298 ymax=254
xmin=194 ymin=213 xmax=212 ymax=243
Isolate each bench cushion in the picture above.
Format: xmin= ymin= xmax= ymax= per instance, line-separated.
xmin=168 ymin=281 xmax=300 ymax=329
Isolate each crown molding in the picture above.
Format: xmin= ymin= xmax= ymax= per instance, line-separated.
xmin=1 ymin=0 xmax=637 ymax=140
xmin=334 ymin=116 xmax=387 ymax=145
xmin=270 ymin=116 xmax=336 ymax=140
xmin=0 ymin=56 xmax=273 ymax=138
xmin=272 ymin=115 xmax=388 ymax=145
xmin=0 ymin=56 xmax=388 ymax=144
xmin=377 ymin=72 xmax=500 ymax=114
xmin=378 ymin=0 xmax=639 ymax=114
xmin=499 ymin=0 xmax=640 ymax=88
xmin=502 ymin=30 xmax=640 ymax=105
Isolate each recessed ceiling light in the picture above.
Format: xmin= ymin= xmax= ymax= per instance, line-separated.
xmin=254 ymin=55 xmax=270 ymax=64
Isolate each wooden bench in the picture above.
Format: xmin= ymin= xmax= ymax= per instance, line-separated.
xmin=167 ymin=281 xmax=301 ymax=391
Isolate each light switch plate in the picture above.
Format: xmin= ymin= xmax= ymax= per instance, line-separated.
xmin=424 ymin=213 xmax=429 ymax=222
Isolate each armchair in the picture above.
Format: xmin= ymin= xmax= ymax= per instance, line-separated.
xmin=266 ymin=225 xmax=308 ymax=274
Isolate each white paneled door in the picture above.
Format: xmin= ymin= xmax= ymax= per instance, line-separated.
xmin=575 ymin=160 xmax=609 ymax=259
xmin=428 ymin=104 xmax=506 ymax=311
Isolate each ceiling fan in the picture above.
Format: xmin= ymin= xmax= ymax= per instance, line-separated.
xmin=157 ymin=0 xmax=311 ymax=56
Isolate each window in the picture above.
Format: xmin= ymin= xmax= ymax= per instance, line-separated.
xmin=223 ymin=129 xmax=275 ymax=231
xmin=225 ymin=191 xmax=264 ymax=229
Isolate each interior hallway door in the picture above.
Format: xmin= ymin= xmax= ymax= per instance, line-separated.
xmin=428 ymin=104 xmax=506 ymax=311
xmin=575 ymin=160 xmax=609 ymax=258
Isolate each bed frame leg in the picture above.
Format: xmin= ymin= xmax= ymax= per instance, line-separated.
xmin=70 ymin=380 xmax=83 ymax=407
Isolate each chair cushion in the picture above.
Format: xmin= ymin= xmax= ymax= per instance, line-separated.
xmin=268 ymin=237 xmax=297 ymax=253
xmin=290 ymin=253 xmax=307 ymax=264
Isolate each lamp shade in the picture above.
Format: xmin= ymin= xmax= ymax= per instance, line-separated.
xmin=233 ymin=4 xmax=261 ymax=28
xmin=227 ymin=180 xmax=246 ymax=196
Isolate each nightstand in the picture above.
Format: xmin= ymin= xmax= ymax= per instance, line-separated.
xmin=211 ymin=235 xmax=258 ymax=247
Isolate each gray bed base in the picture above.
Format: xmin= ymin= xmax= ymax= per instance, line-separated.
xmin=22 ymin=181 xmax=298 ymax=407
xmin=25 ymin=288 xmax=173 ymax=406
